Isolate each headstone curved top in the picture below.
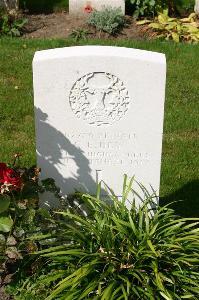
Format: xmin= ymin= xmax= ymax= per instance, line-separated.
xmin=33 ymin=46 xmax=166 ymax=201
xmin=69 ymin=0 xmax=125 ymax=15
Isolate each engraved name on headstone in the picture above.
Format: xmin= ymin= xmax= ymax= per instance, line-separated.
xmin=33 ymin=46 xmax=166 ymax=201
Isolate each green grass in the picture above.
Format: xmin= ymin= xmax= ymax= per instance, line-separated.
xmin=0 ymin=38 xmax=198 ymax=217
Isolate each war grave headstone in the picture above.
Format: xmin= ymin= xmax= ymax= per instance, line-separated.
xmin=69 ymin=0 xmax=125 ymax=15
xmin=33 ymin=46 xmax=166 ymax=205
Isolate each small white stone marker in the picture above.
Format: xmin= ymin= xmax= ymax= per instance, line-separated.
xmin=69 ymin=0 xmax=125 ymax=15
xmin=33 ymin=46 xmax=166 ymax=202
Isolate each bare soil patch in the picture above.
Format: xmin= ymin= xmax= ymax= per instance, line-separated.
xmin=0 ymin=287 xmax=12 ymax=300
xmin=23 ymin=12 xmax=153 ymax=40
xmin=0 ymin=275 xmax=13 ymax=300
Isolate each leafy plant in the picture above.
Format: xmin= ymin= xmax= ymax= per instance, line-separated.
xmin=0 ymin=13 xmax=27 ymax=37
xmin=19 ymin=0 xmax=69 ymax=14
xmin=0 ymin=155 xmax=59 ymax=283
xmin=137 ymin=10 xmax=199 ymax=42
xmin=0 ymin=14 xmax=28 ymax=37
xmin=69 ymin=28 xmax=90 ymax=41
xmin=87 ymin=6 xmax=126 ymax=35
xmin=171 ymin=0 xmax=195 ymax=16
xmin=127 ymin=0 xmax=195 ymax=17
xmin=16 ymin=176 xmax=199 ymax=299
xmin=128 ymin=0 xmax=163 ymax=18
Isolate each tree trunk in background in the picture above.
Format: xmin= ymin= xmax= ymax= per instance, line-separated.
xmin=167 ymin=0 xmax=176 ymax=15
xmin=195 ymin=0 xmax=199 ymax=15
xmin=2 ymin=0 xmax=19 ymax=12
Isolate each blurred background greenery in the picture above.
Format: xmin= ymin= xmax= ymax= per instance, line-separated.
xmin=19 ymin=0 xmax=69 ymax=13
xmin=18 ymin=0 xmax=195 ymax=15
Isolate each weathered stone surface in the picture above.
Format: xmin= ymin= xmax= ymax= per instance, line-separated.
xmin=69 ymin=0 xmax=125 ymax=15
xmin=33 ymin=46 xmax=166 ymax=204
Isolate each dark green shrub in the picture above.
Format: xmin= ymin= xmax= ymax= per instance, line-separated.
xmin=126 ymin=0 xmax=195 ymax=17
xmin=174 ymin=0 xmax=195 ymax=16
xmin=14 ymin=177 xmax=199 ymax=300
xmin=87 ymin=6 xmax=126 ymax=35
xmin=19 ymin=0 xmax=69 ymax=13
xmin=127 ymin=0 xmax=163 ymax=18
xmin=0 ymin=13 xmax=27 ymax=37
xmin=162 ymin=0 xmax=195 ymax=16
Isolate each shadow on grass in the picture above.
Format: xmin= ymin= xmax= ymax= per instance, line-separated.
xmin=160 ymin=180 xmax=199 ymax=218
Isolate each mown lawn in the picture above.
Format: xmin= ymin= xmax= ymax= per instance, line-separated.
xmin=0 ymin=38 xmax=198 ymax=217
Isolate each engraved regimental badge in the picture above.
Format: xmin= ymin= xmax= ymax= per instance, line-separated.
xmin=69 ymin=72 xmax=130 ymax=126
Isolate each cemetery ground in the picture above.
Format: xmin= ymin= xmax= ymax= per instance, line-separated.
xmin=23 ymin=12 xmax=150 ymax=40
xmin=0 ymin=37 xmax=198 ymax=218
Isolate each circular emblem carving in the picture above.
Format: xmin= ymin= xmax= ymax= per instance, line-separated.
xmin=69 ymin=72 xmax=130 ymax=126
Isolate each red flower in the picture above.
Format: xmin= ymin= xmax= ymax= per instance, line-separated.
xmin=84 ymin=4 xmax=93 ymax=13
xmin=0 ymin=163 xmax=22 ymax=191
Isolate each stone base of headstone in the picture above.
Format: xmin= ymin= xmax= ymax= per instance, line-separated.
xmin=69 ymin=0 xmax=125 ymax=16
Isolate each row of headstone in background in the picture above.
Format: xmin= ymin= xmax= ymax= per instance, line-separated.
xmin=69 ymin=0 xmax=125 ymax=15
xmin=33 ymin=46 xmax=166 ymax=206
xmin=1 ymin=0 xmax=198 ymax=15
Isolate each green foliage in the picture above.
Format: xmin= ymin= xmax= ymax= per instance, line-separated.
xmin=0 ymin=216 xmax=13 ymax=233
xmin=172 ymin=0 xmax=195 ymax=15
xmin=0 ymin=13 xmax=27 ymax=37
xmin=128 ymin=0 xmax=163 ymax=18
xmin=19 ymin=0 xmax=69 ymax=13
xmin=137 ymin=10 xmax=199 ymax=42
xmin=87 ymin=7 xmax=126 ymax=35
xmin=14 ymin=177 xmax=199 ymax=299
xmin=126 ymin=0 xmax=195 ymax=17
xmin=70 ymin=28 xmax=90 ymax=41
xmin=0 ymin=157 xmax=59 ymax=281
xmin=0 ymin=195 xmax=10 ymax=213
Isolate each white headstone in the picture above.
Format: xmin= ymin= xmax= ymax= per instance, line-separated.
xmin=69 ymin=0 xmax=125 ymax=15
xmin=33 ymin=46 xmax=166 ymax=201
xmin=195 ymin=0 xmax=199 ymax=15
